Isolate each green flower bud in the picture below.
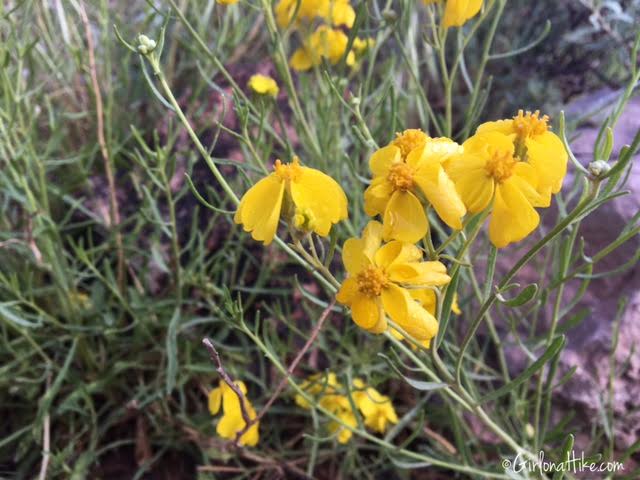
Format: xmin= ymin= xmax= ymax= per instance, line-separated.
xmin=588 ymin=160 xmax=611 ymax=178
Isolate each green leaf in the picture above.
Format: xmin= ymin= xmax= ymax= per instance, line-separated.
xmin=379 ymin=353 xmax=448 ymax=391
xmin=497 ymin=284 xmax=538 ymax=307
xmin=165 ymin=307 xmax=181 ymax=394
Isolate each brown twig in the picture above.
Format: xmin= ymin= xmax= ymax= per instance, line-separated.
xmin=79 ymin=2 xmax=125 ymax=292
xmin=202 ymin=338 xmax=254 ymax=431
xmin=234 ymin=299 xmax=336 ymax=442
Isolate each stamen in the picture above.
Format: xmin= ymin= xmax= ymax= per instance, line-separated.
xmin=387 ymin=162 xmax=415 ymax=191
xmin=356 ymin=266 xmax=389 ymax=297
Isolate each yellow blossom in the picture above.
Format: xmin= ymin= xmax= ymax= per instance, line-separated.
xmin=352 ymin=379 xmax=398 ymax=433
xmin=477 ymin=110 xmax=568 ymax=204
xmin=446 ymin=131 xmax=548 ymax=248
xmin=336 ymin=221 xmax=450 ymax=343
xmin=275 ymin=0 xmax=355 ymax=28
xmin=290 ymin=26 xmax=356 ymax=71
xmin=247 ymin=74 xmax=279 ymax=97
xmin=364 ymin=130 xmax=466 ymax=243
xmin=296 ymin=372 xmax=398 ymax=443
xmin=424 ymin=0 xmax=483 ymax=28
xmin=208 ymin=380 xmax=259 ymax=446
xmin=217 ymin=0 xmax=238 ymax=4
xmin=234 ymin=156 xmax=348 ymax=245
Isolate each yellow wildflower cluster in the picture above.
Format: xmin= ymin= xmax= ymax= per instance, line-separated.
xmin=423 ymin=0 xmax=484 ymax=28
xmin=274 ymin=0 xmax=374 ymax=71
xmin=295 ymin=372 xmax=398 ymax=443
xmin=208 ymin=380 xmax=260 ymax=446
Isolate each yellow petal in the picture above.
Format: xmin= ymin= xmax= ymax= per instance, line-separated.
xmin=414 ymin=161 xmax=466 ymax=230
xmin=512 ymin=162 xmax=547 ymax=207
xmin=351 ymin=295 xmax=385 ymax=332
xmin=329 ymin=1 xmax=356 ymax=27
xmin=411 ymin=289 xmax=437 ymax=315
xmin=382 ymin=191 xmax=428 ymax=243
xmin=381 ymin=284 xmax=438 ymax=342
xmin=234 ymin=175 xmax=285 ymax=245
xmin=216 ymin=412 xmax=244 ymax=440
xmin=443 ymin=0 xmax=483 ymax=28
xmin=364 ymin=177 xmax=393 ymax=217
xmin=525 ymin=131 xmax=568 ymax=195
xmin=446 ymin=154 xmax=495 ymax=213
xmin=290 ymin=166 xmax=348 ymax=236
xmin=370 ymin=145 xmax=402 ymax=176
xmin=361 ymin=221 xmax=384 ymax=260
xmin=342 ymin=238 xmax=371 ymax=276
xmin=476 ymin=119 xmax=515 ymax=136
xmin=208 ymin=387 xmax=222 ymax=415
xmin=290 ymin=47 xmax=314 ymax=71
xmin=336 ymin=277 xmax=359 ymax=306
xmin=387 ymin=261 xmax=450 ymax=286
xmin=373 ymin=240 xmax=422 ymax=269
xmin=489 ymin=180 xmax=540 ymax=248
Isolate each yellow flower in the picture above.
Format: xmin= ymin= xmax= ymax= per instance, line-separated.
xmin=296 ymin=372 xmax=398 ymax=443
xmin=352 ymin=37 xmax=375 ymax=55
xmin=217 ymin=0 xmax=238 ymax=4
xmin=352 ymin=379 xmax=398 ymax=434
xmin=247 ymin=74 xmax=279 ymax=97
xmin=295 ymin=372 xmax=341 ymax=409
xmin=208 ymin=380 xmax=259 ymax=446
xmin=290 ymin=26 xmax=356 ymax=71
xmin=364 ymin=130 xmax=466 ymax=243
xmin=234 ymin=156 xmax=348 ymax=245
xmin=336 ymin=221 xmax=450 ymax=343
xmin=275 ymin=0 xmax=355 ymax=28
xmin=477 ymin=110 xmax=568 ymax=204
xmin=446 ymin=131 xmax=548 ymax=248
xmin=423 ymin=1 xmax=482 ymax=28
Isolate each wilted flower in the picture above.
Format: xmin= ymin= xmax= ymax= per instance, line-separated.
xmin=336 ymin=221 xmax=450 ymax=343
xmin=208 ymin=380 xmax=259 ymax=446
xmin=234 ymin=156 xmax=348 ymax=244
xmin=364 ymin=129 xmax=466 ymax=243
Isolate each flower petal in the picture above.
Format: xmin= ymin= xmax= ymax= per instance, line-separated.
xmin=290 ymin=166 xmax=348 ymax=237
xmin=208 ymin=387 xmax=222 ymax=415
xmin=388 ymin=261 xmax=450 ymax=286
xmin=361 ymin=221 xmax=384 ymax=260
xmin=369 ymin=145 xmax=401 ymax=176
xmin=525 ymin=131 xmax=568 ymax=195
xmin=489 ymin=180 xmax=540 ymax=248
xmin=342 ymin=238 xmax=371 ymax=276
xmin=234 ymin=175 xmax=285 ymax=245
xmin=446 ymin=154 xmax=495 ymax=213
xmin=351 ymin=295 xmax=385 ymax=332
xmin=414 ymin=161 xmax=466 ymax=229
xmin=374 ymin=240 xmax=422 ymax=268
xmin=364 ymin=177 xmax=393 ymax=216
xmin=336 ymin=277 xmax=359 ymax=306
xmin=381 ymin=284 xmax=438 ymax=342
xmin=512 ymin=162 xmax=547 ymax=207
xmin=382 ymin=191 xmax=428 ymax=243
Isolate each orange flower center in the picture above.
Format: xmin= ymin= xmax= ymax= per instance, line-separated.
xmin=512 ymin=110 xmax=549 ymax=139
xmin=356 ymin=266 xmax=389 ymax=297
xmin=391 ymin=129 xmax=428 ymax=158
xmin=485 ymin=149 xmax=517 ymax=183
xmin=274 ymin=157 xmax=303 ymax=182
xmin=387 ymin=162 xmax=415 ymax=191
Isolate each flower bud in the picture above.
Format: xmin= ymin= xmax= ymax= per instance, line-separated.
xmin=137 ymin=34 xmax=157 ymax=55
xmin=588 ymin=160 xmax=611 ymax=178
xmin=382 ymin=9 xmax=398 ymax=24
